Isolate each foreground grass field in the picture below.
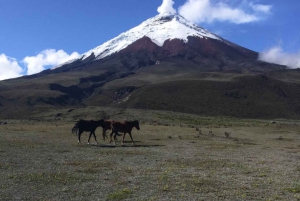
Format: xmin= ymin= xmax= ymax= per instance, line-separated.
xmin=1 ymin=109 xmax=300 ymax=200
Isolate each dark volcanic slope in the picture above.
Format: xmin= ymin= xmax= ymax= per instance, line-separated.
xmin=120 ymin=74 xmax=300 ymax=119
xmin=117 ymin=36 xmax=259 ymax=72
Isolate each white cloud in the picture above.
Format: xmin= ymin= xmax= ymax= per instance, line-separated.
xmin=157 ymin=0 xmax=177 ymax=14
xmin=23 ymin=49 xmax=80 ymax=75
xmin=178 ymin=0 xmax=272 ymax=24
xmin=0 ymin=54 xmax=23 ymax=81
xmin=259 ymin=46 xmax=300 ymax=68
xmin=250 ymin=3 xmax=272 ymax=14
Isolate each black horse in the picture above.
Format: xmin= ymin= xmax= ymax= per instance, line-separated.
xmin=72 ymin=119 xmax=105 ymax=144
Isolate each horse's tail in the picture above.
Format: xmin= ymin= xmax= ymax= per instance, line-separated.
xmin=72 ymin=124 xmax=79 ymax=135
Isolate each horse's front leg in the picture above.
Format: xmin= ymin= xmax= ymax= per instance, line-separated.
xmin=121 ymin=133 xmax=127 ymax=145
xmin=128 ymin=132 xmax=135 ymax=146
xmin=92 ymin=131 xmax=98 ymax=145
xmin=88 ymin=131 xmax=93 ymax=145
xmin=109 ymin=131 xmax=114 ymax=144
xmin=112 ymin=131 xmax=118 ymax=145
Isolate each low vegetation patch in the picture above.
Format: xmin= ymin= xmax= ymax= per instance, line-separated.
xmin=9 ymin=172 xmax=87 ymax=187
xmin=107 ymin=188 xmax=132 ymax=200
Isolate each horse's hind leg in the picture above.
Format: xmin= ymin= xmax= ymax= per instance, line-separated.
xmin=113 ymin=132 xmax=120 ymax=144
xmin=88 ymin=131 xmax=93 ymax=144
xmin=78 ymin=130 xmax=83 ymax=144
xmin=102 ymin=128 xmax=107 ymax=141
xmin=114 ymin=133 xmax=118 ymax=141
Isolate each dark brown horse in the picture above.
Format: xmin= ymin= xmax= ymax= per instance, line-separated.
xmin=110 ymin=120 xmax=140 ymax=145
xmin=72 ymin=119 xmax=104 ymax=144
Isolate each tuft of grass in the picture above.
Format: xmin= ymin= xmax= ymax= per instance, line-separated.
xmin=65 ymin=161 xmax=82 ymax=166
xmin=207 ymin=143 xmax=242 ymax=150
xmin=74 ymin=161 xmax=114 ymax=174
xmin=192 ymin=178 xmax=220 ymax=193
xmin=56 ymin=149 xmax=71 ymax=153
xmin=0 ymin=163 xmax=10 ymax=170
xmin=107 ymin=188 xmax=132 ymax=200
xmin=75 ymin=168 xmax=101 ymax=174
xmin=284 ymin=186 xmax=300 ymax=194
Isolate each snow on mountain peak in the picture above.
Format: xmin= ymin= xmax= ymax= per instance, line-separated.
xmin=54 ymin=13 xmax=222 ymax=69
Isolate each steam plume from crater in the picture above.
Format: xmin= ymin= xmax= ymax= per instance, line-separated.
xmin=157 ymin=0 xmax=177 ymax=14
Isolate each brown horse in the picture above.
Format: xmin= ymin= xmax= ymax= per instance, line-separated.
xmin=110 ymin=120 xmax=140 ymax=145
xmin=72 ymin=119 xmax=104 ymax=144
xmin=101 ymin=120 xmax=121 ymax=141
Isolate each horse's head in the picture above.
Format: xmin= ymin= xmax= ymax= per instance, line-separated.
xmin=134 ymin=120 xmax=140 ymax=130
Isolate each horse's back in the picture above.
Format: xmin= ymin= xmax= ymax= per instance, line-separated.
xmin=112 ymin=121 xmax=124 ymax=130
xmin=74 ymin=119 xmax=104 ymax=132
xmin=103 ymin=120 xmax=112 ymax=129
xmin=112 ymin=121 xmax=134 ymax=133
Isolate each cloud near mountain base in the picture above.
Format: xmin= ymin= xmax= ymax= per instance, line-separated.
xmin=259 ymin=47 xmax=300 ymax=69
xmin=0 ymin=49 xmax=80 ymax=81
xmin=0 ymin=54 xmax=23 ymax=80
xmin=23 ymin=49 xmax=80 ymax=75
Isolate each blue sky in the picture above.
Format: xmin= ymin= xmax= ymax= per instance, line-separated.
xmin=0 ymin=0 xmax=300 ymax=80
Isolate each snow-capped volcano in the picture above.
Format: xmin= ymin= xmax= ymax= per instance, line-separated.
xmin=83 ymin=13 xmax=222 ymax=60
xmin=55 ymin=13 xmax=226 ymax=68
xmin=53 ymin=11 xmax=273 ymax=74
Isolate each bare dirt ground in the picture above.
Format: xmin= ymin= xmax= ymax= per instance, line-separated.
xmin=1 ymin=113 xmax=300 ymax=200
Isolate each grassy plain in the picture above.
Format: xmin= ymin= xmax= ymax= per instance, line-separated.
xmin=1 ymin=108 xmax=300 ymax=200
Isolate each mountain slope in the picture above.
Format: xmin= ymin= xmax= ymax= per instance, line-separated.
xmin=119 ymin=74 xmax=300 ymax=119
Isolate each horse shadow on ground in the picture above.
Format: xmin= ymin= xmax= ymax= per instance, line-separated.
xmin=121 ymin=144 xmax=165 ymax=148
xmin=89 ymin=141 xmax=165 ymax=148
xmin=92 ymin=144 xmax=117 ymax=148
xmin=117 ymin=140 xmax=165 ymax=148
